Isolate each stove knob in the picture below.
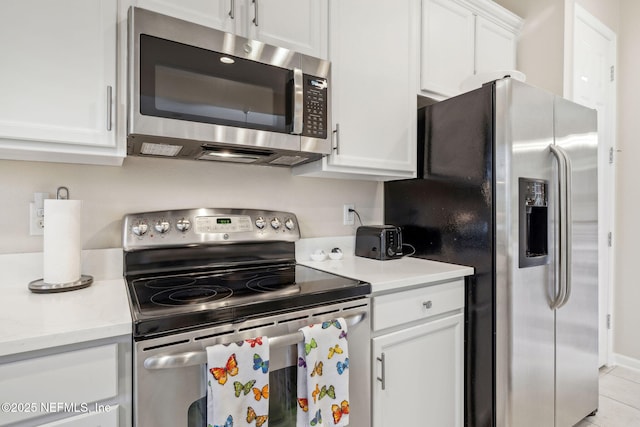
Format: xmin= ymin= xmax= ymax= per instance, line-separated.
xmin=255 ymin=217 xmax=266 ymax=229
xmin=270 ymin=217 xmax=281 ymax=230
xmin=176 ymin=218 xmax=191 ymax=232
xmin=154 ymin=219 xmax=170 ymax=234
xmin=284 ymin=218 xmax=295 ymax=230
xmin=132 ymin=221 xmax=149 ymax=236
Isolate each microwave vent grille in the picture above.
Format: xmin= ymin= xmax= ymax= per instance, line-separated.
xmin=140 ymin=142 xmax=182 ymax=157
xmin=269 ymin=156 xmax=308 ymax=166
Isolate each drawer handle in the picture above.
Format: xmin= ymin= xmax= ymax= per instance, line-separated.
xmin=423 ymin=300 xmax=433 ymax=309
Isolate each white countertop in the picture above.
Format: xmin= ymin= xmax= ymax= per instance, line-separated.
xmin=299 ymin=255 xmax=474 ymax=294
xmin=0 ymin=241 xmax=472 ymax=358
xmin=0 ymin=249 xmax=132 ymax=357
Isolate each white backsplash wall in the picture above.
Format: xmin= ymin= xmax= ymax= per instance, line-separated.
xmin=0 ymin=157 xmax=383 ymax=254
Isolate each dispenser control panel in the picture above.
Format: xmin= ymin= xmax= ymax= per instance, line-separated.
xmin=519 ymin=178 xmax=549 ymax=268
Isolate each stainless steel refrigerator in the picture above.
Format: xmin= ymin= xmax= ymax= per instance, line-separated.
xmin=385 ymin=78 xmax=599 ymax=427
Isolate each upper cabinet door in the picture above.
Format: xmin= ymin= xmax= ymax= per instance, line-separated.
xmin=248 ymin=0 xmax=328 ymax=58
xmin=475 ymin=15 xmax=517 ymax=74
xmin=0 ymin=0 xmax=117 ymax=152
xmin=420 ymin=0 xmax=522 ymax=99
xmin=136 ymin=0 xmax=327 ymax=58
xmin=134 ymin=0 xmax=237 ymax=33
xmin=324 ymin=0 xmax=417 ymax=176
xmin=421 ymin=0 xmax=475 ymax=97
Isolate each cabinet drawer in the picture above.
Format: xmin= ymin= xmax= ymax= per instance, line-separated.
xmin=0 ymin=344 xmax=118 ymax=425
xmin=372 ymin=279 xmax=464 ymax=331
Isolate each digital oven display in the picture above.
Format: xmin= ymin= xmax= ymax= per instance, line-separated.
xmin=195 ymin=216 xmax=252 ymax=233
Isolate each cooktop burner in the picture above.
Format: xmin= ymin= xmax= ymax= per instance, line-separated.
xmin=131 ymin=265 xmax=296 ymax=309
xmin=122 ymin=208 xmax=371 ymax=339
xmin=149 ymin=285 xmax=233 ymax=306
xmin=145 ymin=277 xmax=197 ymax=289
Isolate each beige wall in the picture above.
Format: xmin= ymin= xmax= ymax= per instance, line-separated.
xmin=575 ymin=0 xmax=620 ymax=31
xmin=494 ymin=0 xmax=620 ymax=96
xmin=614 ymin=0 xmax=640 ymax=361
xmin=494 ymin=0 xmax=566 ymax=95
xmin=0 ymin=157 xmax=382 ymax=254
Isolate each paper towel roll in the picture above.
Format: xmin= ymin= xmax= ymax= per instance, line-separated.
xmin=43 ymin=199 xmax=82 ymax=285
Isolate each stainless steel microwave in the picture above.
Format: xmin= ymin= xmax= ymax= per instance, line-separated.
xmin=127 ymin=7 xmax=331 ymax=167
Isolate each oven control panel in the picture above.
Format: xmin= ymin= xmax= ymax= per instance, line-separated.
xmin=194 ymin=215 xmax=253 ymax=234
xmin=123 ymin=208 xmax=300 ymax=251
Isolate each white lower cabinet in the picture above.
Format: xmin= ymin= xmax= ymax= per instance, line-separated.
xmin=371 ymin=280 xmax=464 ymax=427
xmin=0 ymin=337 xmax=131 ymax=427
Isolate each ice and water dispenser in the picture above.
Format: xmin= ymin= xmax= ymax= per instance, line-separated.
xmin=519 ymin=178 xmax=549 ymax=268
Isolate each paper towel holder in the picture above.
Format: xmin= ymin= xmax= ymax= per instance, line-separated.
xmin=28 ymin=187 xmax=94 ymax=293
xmin=28 ymin=275 xmax=93 ymax=293
xmin=56 ymin=186 xmax=69 ymax=200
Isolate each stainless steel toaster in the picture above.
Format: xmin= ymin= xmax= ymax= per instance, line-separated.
xmin=355 ymin=225 xmax=403 ymax=260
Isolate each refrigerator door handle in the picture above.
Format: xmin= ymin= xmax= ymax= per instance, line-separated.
xmin=556 ymin=145 xmax=573 ymax=308
xmin=549 ymin=145 xmax=571 ymax=310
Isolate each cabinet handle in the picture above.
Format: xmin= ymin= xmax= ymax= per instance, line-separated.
xmin=229 ymin=0 xmax=235 ymax=19
xmin=423 ymin=300 xmax=433 ymax=309
xmin=333 ymin=123 xmax=340 ymax=155
xmin=106 ymin=85 xmax=113 ymax=132
xmin=252 ymin=0 xmax=259 ymax=26
xmin=377 ymin=352 xmax=386 ymax=390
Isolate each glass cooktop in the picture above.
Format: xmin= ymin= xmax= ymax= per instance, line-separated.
xmin=126 ymin=263 xmax=370 ymax=338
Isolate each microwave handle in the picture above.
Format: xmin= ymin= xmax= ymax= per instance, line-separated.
xmin=292 ymin=68 xmax=304 ymax=135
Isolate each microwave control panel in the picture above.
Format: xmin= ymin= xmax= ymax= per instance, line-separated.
xmin=302 ymin=75 xmax=328 ymax=139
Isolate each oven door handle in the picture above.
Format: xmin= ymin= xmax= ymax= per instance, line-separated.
xmin=143 ymin=311 xmax=367 ymax=370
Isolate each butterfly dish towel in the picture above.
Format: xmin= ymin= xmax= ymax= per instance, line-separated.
xmin=297 ymin=318 xmax=350 ymax=427
xmin=207 ymin=336 xmax=270 ymax=427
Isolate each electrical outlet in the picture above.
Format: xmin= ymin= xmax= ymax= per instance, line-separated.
xmin=29 ymin=202 xmax=45 ymax=235
xmin=343 ymin=204 xmax=355 ymax=225
xmin=29 ymin=192 xmax=49 ymax=236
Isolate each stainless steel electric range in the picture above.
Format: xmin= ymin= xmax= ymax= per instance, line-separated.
xmin=122 ymin=208 xmax=372 ymax=427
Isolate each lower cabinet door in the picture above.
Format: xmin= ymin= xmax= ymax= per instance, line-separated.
xmin=372 ymin=314 xmax=463 ymax=427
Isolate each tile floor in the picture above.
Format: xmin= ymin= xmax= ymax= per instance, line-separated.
xmin=574 ymin=366 xmax=640 ymax=426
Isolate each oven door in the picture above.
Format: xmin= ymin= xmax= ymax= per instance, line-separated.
xmin=134 ymin=300 xmax=371 ymax=427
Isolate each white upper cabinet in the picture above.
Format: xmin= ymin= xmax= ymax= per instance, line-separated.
xmin=0 ymin=0 xmax=122 ymax=165
xmin=421 ymin=0 xmax=475 ymax=98
xmin=134 ymin=0 xmax=328 ymax=58
xmin=246 ymin=0 xmax=328 ymax=58
xmin=133 ymin=0 xmax=237 ymax=33
xmin=421 ymin=0 xmax=522 ymax=98
xmin=293 ymin=0 xmax=418 ymax=181
xmin=475 ymin=14 xmax=517 ymax=73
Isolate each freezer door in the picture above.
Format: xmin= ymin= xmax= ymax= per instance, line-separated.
xmin=495 ymin=79 xmax=557 ymax=427
xmin=554 ymin=96 xmax=599 ymax=426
